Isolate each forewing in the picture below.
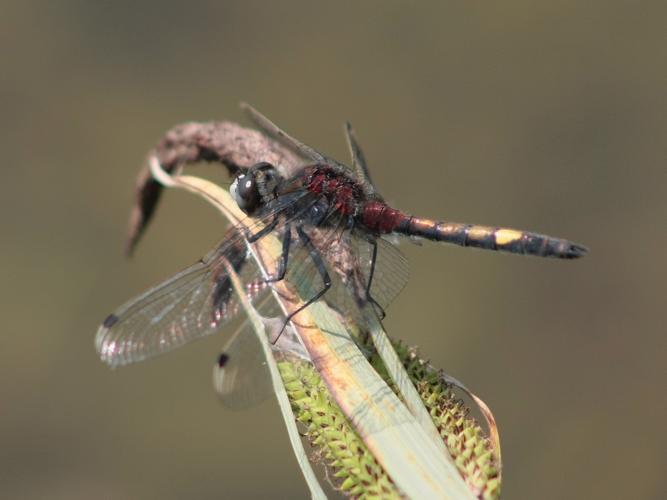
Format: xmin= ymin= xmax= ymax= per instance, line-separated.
xmin=97 ymin=187 xmax=320 ymax=368
xmin=241 ymin=103 xmax=353 ymax=177
xmin=96 ymin=233 xmax=269 ymax=368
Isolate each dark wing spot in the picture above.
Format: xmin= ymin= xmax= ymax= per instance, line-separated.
xmin=102 ymin=313 xmax=119 ymax=328
xmin=217 ymin=352 xmax=230 ymax=368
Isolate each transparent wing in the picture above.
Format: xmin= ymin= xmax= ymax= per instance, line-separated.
xmin=298 ymin=218 xmax=409 ymax=309
xmin=285 ymin=204 xmax=352 ymax=308
xmin=96 ymin=233 xmax=270 ymax=368
xmin=96 ymin=189 xmax=320 ymax=368
xmin=284 ymin=204 xmax=409 ymax=322
xmin=358 ymin=235 xmax=410 ymax=310
xmin=241 ymin=103 xmax=327 ymax=164
xmin=212 ymin=296 xmax=310 ymax=411
xmin=344 ymin=121 xmax=377 ymax=195
xmin=212 ymin=292 xmax=281 ymax=410
xmin=241 ymin=103 xmax=353 ymax=176
xmin=212 ymin=321 xmax=272 ymax=411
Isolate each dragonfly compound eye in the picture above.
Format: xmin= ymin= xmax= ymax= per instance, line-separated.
xmin=231 ymin=174 xmax=261 ymax=214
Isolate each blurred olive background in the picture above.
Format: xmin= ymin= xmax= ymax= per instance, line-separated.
xmin=2 ymin=1 xmax=665 ymax=499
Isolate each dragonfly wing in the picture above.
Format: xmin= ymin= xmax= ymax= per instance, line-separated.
xmin=298 ymin=213 xmax=410 ymax=314
xmin=97 ymin=187 xmax=320 ymax=368
xmin=240 ymin=103 xmax=353 ymax=176
xmin=359 ymin=235 xmax=410 ymax=311
xmin=213 ymin=295 xmax=311 ymax=410
xmin=344 ymin=121 xmax=377 ymax=195
xmin=213 ymin=321 xmax=272 ymax=411
xmin=96 ymin=232 xmax=270 ymax=368
xmin=241 ymin=103 xmax=326 ymax=164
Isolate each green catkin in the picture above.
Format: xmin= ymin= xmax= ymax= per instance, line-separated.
xmin=277 ymin=340 xmax=501 ymax=499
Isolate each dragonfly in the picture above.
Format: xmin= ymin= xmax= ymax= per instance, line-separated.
xmin=96 ymin=106 xmax=587 ymax=403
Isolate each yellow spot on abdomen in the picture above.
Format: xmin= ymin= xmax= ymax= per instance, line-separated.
xmin=495 ymin=228 xmax=523 ymax=245
xmin=467 ymin=226 xmax=494 ymax=240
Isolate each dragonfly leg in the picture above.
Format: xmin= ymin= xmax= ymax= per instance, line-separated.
xmin=274 ymin=225 xmax=332 ymax=343
xmin=246 ymin=217 xmax=279 ymax=243
xmin=364 ymin=238 xmax=386 ymax=320
xmin=265 ymin=222 xmax=291 ymax=283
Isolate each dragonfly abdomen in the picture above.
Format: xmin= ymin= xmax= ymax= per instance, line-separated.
xmin=361 ymin=200 xmax=406 ymax=233
xmin=395 ymin=217 xmax=587 ymax=259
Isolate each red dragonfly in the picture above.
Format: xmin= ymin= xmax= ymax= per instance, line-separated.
xmin=96 ymin=107 xmax=587 ymax=377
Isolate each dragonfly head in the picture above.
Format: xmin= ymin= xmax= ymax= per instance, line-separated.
xmin=230 ymin=162 xmax=281 ymax=215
